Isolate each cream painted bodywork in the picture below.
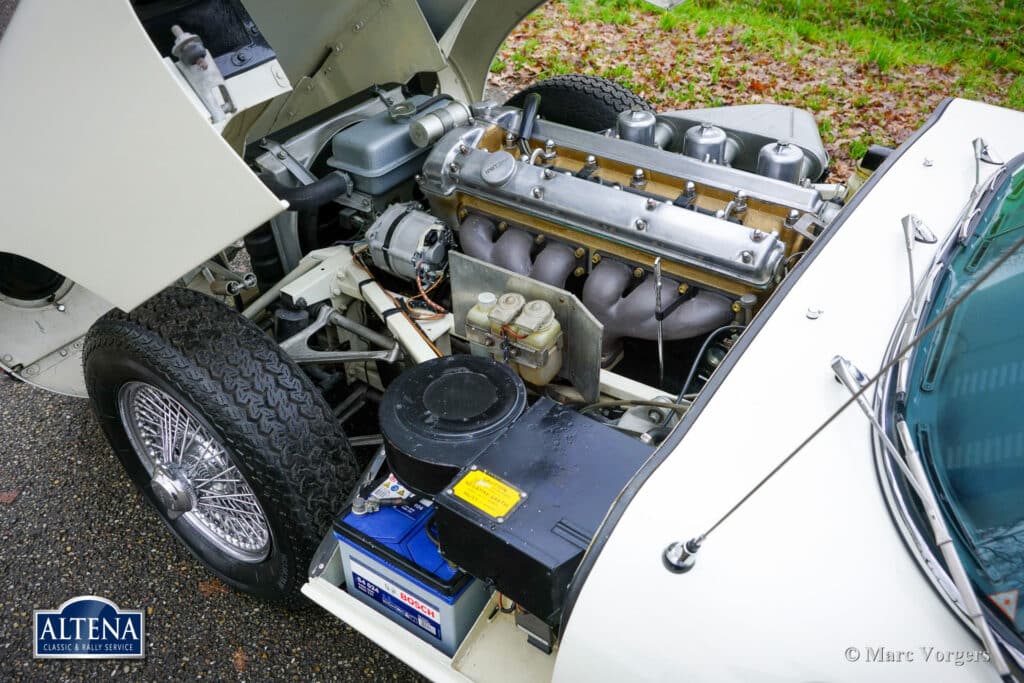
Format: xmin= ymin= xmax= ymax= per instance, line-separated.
xmin=554 ymin=98 xmax=1024 ymax=682
xmin=0 ymin=0 xmax=287 ymax=395
xmin=239 ymin=0 xmax=447 ymax=141
xmin=235 ymin=0 xmax=543 ymax=141
xmin=0 ymin=0 xmax=285 ymax=312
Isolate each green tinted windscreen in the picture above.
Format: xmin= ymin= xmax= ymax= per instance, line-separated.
xmin=905 ymin=161 xmax=1024 ymax=635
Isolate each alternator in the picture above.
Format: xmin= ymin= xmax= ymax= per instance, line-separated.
xmin=364 ymin=203 xmax=451 ymax=282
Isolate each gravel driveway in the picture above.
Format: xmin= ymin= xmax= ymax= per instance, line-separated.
xmin=0 ymin=1 xmax=16 ymax=39
xmin=0 ymin=374 xmax=421 ymax=682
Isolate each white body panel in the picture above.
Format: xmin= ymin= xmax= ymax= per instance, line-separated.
xmin=0 ymin=283 xmax=113 ymax=395
xmin=554 ymin=98 xmax=1024 ymax=682
xmin=0 ymin=0 xmax=284 ymax=312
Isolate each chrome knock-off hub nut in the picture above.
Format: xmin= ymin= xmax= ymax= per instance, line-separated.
xmin=150 ymin=466 xmax=195 ymax=519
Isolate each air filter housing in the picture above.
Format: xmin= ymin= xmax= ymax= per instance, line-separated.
xmin=379 ymin=356 xmax=527 ymax=496
xmin=432 ymin=397 xmax=653 ymax=627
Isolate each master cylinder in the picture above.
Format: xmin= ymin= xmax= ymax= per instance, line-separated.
xmin=466 ymin=292 xmax=563 ymax=386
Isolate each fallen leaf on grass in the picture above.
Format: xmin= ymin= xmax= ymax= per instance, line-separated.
xmin=487 ymin=1 xmax=1015 ymax=183
xmin=0 ymin=490 xmax=20 ymax=504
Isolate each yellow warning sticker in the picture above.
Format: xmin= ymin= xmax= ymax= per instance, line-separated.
xmin=452 ymin=470 xmax=523 ymax=519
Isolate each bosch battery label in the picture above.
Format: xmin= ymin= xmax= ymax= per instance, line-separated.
xmin=350 ymin=560 xmax=442 ymax=640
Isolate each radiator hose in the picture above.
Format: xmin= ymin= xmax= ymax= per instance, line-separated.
xmin=259 ymin=171 xmax=352 ymax=213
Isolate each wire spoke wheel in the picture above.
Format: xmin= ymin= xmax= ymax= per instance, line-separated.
xmin=119 ymin=381 xmax=271 ymax=563
xmin=85 ymin=287 xmax=358 ymax=602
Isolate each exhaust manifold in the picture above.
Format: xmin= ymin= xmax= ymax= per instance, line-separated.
xmin=459 ymin=215 xmax=734 ymax=350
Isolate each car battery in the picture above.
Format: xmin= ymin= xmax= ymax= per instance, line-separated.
xmin=334 ymin=474 xmax=489 ymax=656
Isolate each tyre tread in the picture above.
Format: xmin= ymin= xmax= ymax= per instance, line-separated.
xmin=505 ymin=74 xmax=652 ymax=131
xmin=84 ymin=288 xmax=356 ymax=603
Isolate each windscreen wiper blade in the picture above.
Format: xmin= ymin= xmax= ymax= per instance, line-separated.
xmin=833 ymin=357 xmax=1013 ymax=681
xmin=895 ymin=420 xmax=1013 ymax=681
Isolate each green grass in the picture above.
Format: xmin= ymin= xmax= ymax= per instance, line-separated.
xmin=493 ymin=0 xmax=1024 ymax=170
xmin=566 ymin=0 xmax=1024 ymax=75
xmin=546 ymin=0 xmax=1024 ymax=111
xmin=565 ymin=0 xmax=637 ymax=24
xmin=849 ymin=139 xmax=869 ymax=159
xmin=735 ymin=1 xmax=1016 ymax=73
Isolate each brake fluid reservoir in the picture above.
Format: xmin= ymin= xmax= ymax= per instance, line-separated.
xmin=466 ymin=293 xmax=563 ymax=386
xmin=486 ymin=292 xmax=526 ymax=330
xmin=467 ymin=292 xmax=497 ymax=357
xmin=510 ymin=300 xmax=562 ymax=386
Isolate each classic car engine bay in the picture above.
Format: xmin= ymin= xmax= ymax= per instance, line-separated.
xmin=4 ymin=1 xmax=1020 ymax=679
xmin=252 ymin=87 xmax=841 ymax=401
xmin=3 ymin=0 xmax=841 ymax=651
xmin=240 ymin=82 xmax=847 ymax=652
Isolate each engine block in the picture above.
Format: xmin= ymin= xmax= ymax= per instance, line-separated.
xmin=419 ymin=108 xmax=830 ymax=299
xmin=417 ymin=105 xmax=836 ymax=351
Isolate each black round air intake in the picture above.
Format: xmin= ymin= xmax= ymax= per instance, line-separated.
xmin=379 ymin=356 xmax=527 ymax=496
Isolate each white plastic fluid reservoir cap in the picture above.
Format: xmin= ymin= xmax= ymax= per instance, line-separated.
xmin=477 ymin=292 xmax=497 ymax=307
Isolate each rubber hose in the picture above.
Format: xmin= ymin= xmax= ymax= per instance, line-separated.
xmin=243 ymin=224 xmax=285 ymax=292
xmin=260 ymin=171 xmax=352 ymax=213
xmin=519 ymin=92 xmax=542 ymax=144
xmin=298 ymin=211 xmax=320 ymax=254
xmin=414 ymin=94 xmax=453 ymax=114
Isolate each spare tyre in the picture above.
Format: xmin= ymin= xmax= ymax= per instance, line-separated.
xmin=505 ymin=74 xmax=653 ymax=132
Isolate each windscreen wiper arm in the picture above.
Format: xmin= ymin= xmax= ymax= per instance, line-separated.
xmin=833 ymin=356 xmax=1013 ymax=681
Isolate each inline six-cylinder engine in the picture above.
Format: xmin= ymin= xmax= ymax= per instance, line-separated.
xmin=412 ymin=101 xmax=836 ymax=353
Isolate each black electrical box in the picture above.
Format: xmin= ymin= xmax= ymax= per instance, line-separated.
xmin=433 ymin=397 xmax=653 ymax=626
